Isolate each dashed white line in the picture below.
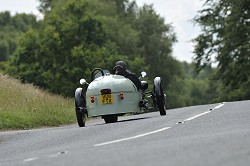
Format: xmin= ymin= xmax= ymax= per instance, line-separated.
xmin=48 ymin=154 xmax=58 ymax=158
xmin=213 ymin=102 xmax=225 ymax=110
xmin=184 ymin=111 xmax=211 ymax=122
xmin=23 ymin=157 xmax=39 ymax=162
xmin=94 ymin=127 xmax=171 ymax=147
xmin=184 ymin=102 xmax=225 ymax=122
xmin=95 ymin=103 xmax=226 ymax=147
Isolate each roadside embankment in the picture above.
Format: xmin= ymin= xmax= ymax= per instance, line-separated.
xmin=0 ymin=74 xmax=75 ymax=131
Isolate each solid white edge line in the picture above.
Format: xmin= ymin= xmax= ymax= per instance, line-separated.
xmin=184 ymin=111 xmax=211 ymax=122
xmin=94 ymin=127 xmax=171 ymax=147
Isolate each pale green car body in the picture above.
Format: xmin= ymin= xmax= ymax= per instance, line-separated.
xmin=86 ymin=74 xmax=141 ymax=117
xmin=75 ymin=69 xmax=166 ymax=127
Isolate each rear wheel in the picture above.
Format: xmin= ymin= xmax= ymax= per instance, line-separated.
xmin=154 ymin=77 xmax=166 ymax=116
xmin=75 ymin=88 xmax=86 ymax=127
xmin=103 ymin=115 xmax=118 ymax=123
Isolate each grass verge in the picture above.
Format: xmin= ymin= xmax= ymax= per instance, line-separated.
xmin=0 ymin=74 xmax=76 ymax=131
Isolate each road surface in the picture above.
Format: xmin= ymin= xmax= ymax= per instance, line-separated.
xmin=1 ymin=100 xmax=250 ymax=166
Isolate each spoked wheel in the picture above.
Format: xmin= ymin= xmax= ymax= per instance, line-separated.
xmin=75 ymin=88 xmax=86 ymax=127
xmin=103 ymin=115 xmax=118 ymax=123
xmin=154 ymin=77 xmax=166 ymax=116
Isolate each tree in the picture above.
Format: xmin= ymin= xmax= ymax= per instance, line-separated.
xmin=193 ymin=0 xmax=250 ymax=100
xmin=10 ymin=0 xmax=110 ymax=96
xmin=135 ymin=5 xmax=178 ymax=82
xmin=169 ymin=62 xmax=218 ymax=108
xmin=0 ymin=40 xmax=9 ymax=61
xmin=38 ymin=0 xmax=54 ymax=14
xmin=0 ymin=11 xmax=39 ymax=61
xmin=8 ymin=0 xmax=180 ymax=110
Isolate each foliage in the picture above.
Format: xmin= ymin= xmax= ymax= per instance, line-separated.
xmin=9 ymin=1 xmax=117 ymax=96
xmin=193 ymin=0 xmax=250 ymax=101
xmin=6 ymin=0 xmax=179 ymax=101
xmin=38 ymin=0 xmax=53 ymax=14
xmin=0 ymin=11 xmax=39 ymax=61
xmin=1 ymin=0 xmax=220 ymax=109
xmin=170 ymin=62 xmax=219 ymax=108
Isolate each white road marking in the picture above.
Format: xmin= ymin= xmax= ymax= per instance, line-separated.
xmin=95 ymin=103 xmax=226 ymax=147
xmin=213 ymin=102 xmax=225 ymax=110
xmin=184 ymin=111 xmax=211 ymax=122
xmin=57 ymin=151 xmax=68 ymax=155
xmin=23 ymin=157 xmax=39 ymax=162
xmin=184 ymin=102 xmax=225 ymax=122
xmin=48 ymin=154 xmax=58 ymax=158
xmin=94 ymin=127 xmax=171 ymax=147
xmin=49 ymin=151 xmax=68 ymax=158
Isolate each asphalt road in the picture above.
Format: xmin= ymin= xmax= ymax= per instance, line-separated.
xmin=1 ymin=100 xmax=250 ymax=166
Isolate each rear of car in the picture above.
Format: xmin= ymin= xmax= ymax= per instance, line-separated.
xmin=86 ymin=74 xmax=141 ymax=117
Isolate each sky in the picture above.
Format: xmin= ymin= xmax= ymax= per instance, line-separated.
xmin=0 ymin=0 xmax=204 ymax=63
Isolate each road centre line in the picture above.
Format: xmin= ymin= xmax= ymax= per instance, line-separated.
xmin=23 ymin=157 xmax=39 ymax=162
xmin=184 ymin=102 xmax=225 ymax=122
xmin=213 ymin=102 xmax=225 ymax=110
xmin=94 ymin=127 xmax=171 ymax=147
xmin=184 ymin=111 xmax=211 ymax=122
xmin=95 ymin=103 xmax=226 ymax=147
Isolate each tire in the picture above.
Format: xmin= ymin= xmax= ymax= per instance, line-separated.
xmin=154 ymin=77 xmax=166 ymax=116
xmin=75 ymin=88 xmax=86 ymax=127
xmin=103 ymin=115 xmax=118 ymax=123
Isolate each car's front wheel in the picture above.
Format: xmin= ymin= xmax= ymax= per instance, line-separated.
xmin=75 ymin=106 xmax=86 ymax=127
xmin=75 ymin=88 xmax=86 ymax=127
xmin=102 ymin=115 xmax=118 ymax=123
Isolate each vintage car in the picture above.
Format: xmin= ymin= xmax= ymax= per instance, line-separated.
xmin=75 ymin=67 xmax=166 ymax=127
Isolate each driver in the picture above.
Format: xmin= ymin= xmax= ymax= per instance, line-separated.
xmin=114 ymin=61 xmax=128 ymax=76
xmin=114 ymin=61 xmax=141 ymax=90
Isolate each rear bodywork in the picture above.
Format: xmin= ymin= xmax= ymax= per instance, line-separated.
xmin=86 ymin=74 xmax=141 ymax=117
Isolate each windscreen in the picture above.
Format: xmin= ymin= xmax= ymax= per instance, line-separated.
xmin=94 ymin=70 xmax=110 ymax=79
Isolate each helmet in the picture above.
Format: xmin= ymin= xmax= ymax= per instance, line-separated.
xmin=115 ymin=61 xmax=127 ymax=70
xmin=115 ymin=61 xmax=127 ymax=75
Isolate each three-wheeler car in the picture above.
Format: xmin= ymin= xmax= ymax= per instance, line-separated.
xmin=75 ymin=67 xmax=166 ymax=127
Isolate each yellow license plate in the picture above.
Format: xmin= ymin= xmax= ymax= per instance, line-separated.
xmin=100 ymin=94 xmax=114 ymax=104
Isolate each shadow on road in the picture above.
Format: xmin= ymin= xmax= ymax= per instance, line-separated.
xmin=85 ymin=113 xmax=158 ymax=127
xmin=117 ymin=116 xmax=154 ymax=123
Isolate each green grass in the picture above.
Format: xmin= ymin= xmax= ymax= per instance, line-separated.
xmin=0 ymin=74 xmax=76 ymax=131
